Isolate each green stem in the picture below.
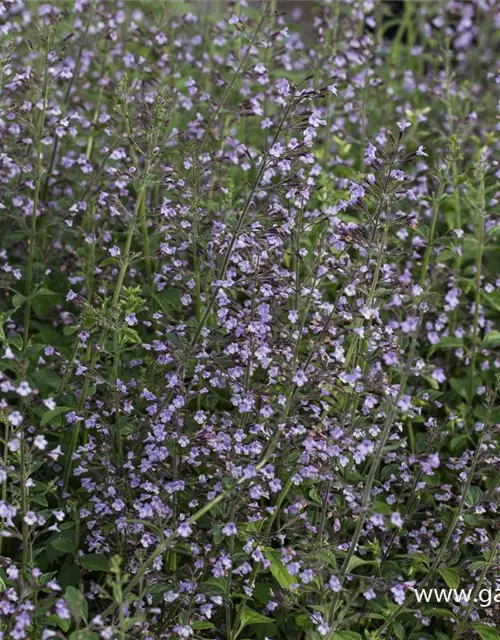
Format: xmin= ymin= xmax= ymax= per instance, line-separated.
xmin=23 ymin=46 xmax=50 ymax=347
xmin=124 ymin=108 xmax=153 ymax=292
xmin=231 ymin=477 xmax=294 ymax=637
xmin=450 ymin=529 xmax=500 ymax=640
xmin=326 ymin=315 xmax=420 ymax=630
xmin=201 ymin=5 xmax=268 ymax=144
xmin=20 ymin=430 xmax=31 ymax=567
xmin=0 ymin=418 xmax=8 ymax=557
xmin=468 ymin=165 xmax=485 ymax=406
xmin=62 ymin=152 xmax=154 ymax=492
xmin=372 ymin=394 xmax=494 ymax=638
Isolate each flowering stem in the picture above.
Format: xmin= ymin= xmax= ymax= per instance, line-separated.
xmin=62 ymin=150 xmax=154 ymax=492
xmin=201 ymin=6 xmax=268 ymax=145
xmin=0 ymin=417 xmax=8 ymax=557
xmin=19 ymin=431 xmax=31 ymax=567
xmin=124 ymin=106 xmax=153 ymax=292
xmin=372 ymin=392 xmax=495 ymax=638
xmin=183 ymin=97 xmax=294 ymax=358
xmin=344 ymin=223 xmax=388 ymax=369
xmin=449 ymin=529 xmax=500 ymax=640
xmin=419 ymin=160 xmax=452 ymax=288
xmin=231 ymin=476 xmax=294 ymax=637
xmin=23 ymin=45 xmax=50 ymax=347
xmin=42 ymin=2 xmax=96 ymax=201
xmin=468 ymin=163 xmax=485 ymax=407
xmin=326 ymin=316 xmax=420 ymax=631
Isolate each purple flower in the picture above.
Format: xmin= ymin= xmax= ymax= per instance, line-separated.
xmin=396 ymin=120 xmax=411 ymax=132
xmin=222 ymin=522 xmax=237 ymax=536
xmin=276 ymin=78 xmax=290 ymax=96
xmin=177 ymin=522 xmax=193 ymax=538
xmin=328 ymin=575 xmax=341 ymax=592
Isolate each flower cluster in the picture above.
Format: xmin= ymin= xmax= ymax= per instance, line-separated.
xmin=0 ymin=1 xmax=499 ymax=639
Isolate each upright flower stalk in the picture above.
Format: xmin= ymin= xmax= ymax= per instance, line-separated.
xmin=23 ymin=39 xmax=51 ymax=347
xmin=62 ymin=91 xmax=165 ymax=491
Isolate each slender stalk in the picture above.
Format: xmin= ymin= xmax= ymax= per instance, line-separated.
xmin=371 ymin=392 xmax=495 ymax=638
xmin=468 ymin=163 xmax=485 ymax=406
xmin=344 ymin=223 xmax=388 ymax=369
xmin=182 ymin=97 xmax=295 ymax=359
xmin=124 ymin=105 xmax=153 ymax=292
xmin=0 ymin=418 xmax=8 ymax=556
xmin=42 ymin=2 xmax=96 ymax=201
xmin=19 ymin=431 xmax=31 ymax=567
xmin=201 ymin=5 xmax=269 ymax=145
xmin=419 ymin=159 xmax=453 ymax=289
xmin=112 ymin=322 xmax=123 ymax=468
xmin=23 ymin=43 xmax=50 ymax=347
xmin=62 ymin=148 xmax=154 ymax=492
xmin=231 ymin=476 xmax=294 ymax=637
xmin=326 ymin=314 xmax=421 ymax=631
xmin=450 ymin=529 xmax=500 ymax=640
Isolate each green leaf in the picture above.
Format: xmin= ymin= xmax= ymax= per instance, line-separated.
xmin=46 ymin=613 xmax=70 ymax=632
xmin=65 ymin=586 xmax=88 ymax=623
xmin=438 ymin=567 xmax=460 ymax=589
xmin=483 ymin=291 xmax=500 ymax=314
xmin=347 ymin=555 xmax=379 ymax=572
xmin=191 ymin=621 xmax=215 ymax=630
xmin=32 ymin=368 xmax=61 ymax=391
xmin=33 ymin=288 xmax=61 ymax=316
xmin=202 ymin=577 xmax=227 ymax=596
xmin=31 ymin=493 xmax=48 ymax=506
xmin=331 ymin=633 xmax=362 ymax=640
xmin=449 ymin=434 xmax=469 ymax=455
xmin=428 ymin=337 xmax=464 ymax=356
xmin=264 ymin=549 xmax=297 ymax=591
xmin=482 ymin=331 xmax=500 ymax=348
xmin=427 ymin=608 xmax=456 ymax=621
xmin=466 ymin=486 xmax=483 ymax=506
xmin=8 ymin=334 xmax=23 ymax=351
xmin=238 ymin=607 xmax=273 ymax=634
xmin=450 ymin=378 xmax=468 ymax=400
xmin=41 ymin=407 xmax=71 ymax=426
xmin=155 ymin=289 xmax=181 ymax=312
xmin=393 ymin=621 xmax=406 ymax=640
xmin=80 ymin=554 xmax=110 ymax=572
xmin=471 ymin=624 xmax=500 ymax=640
xmin=51 ymin=537 xmax=74 ymax=554
xmin=12 ymin=293 xmax=26 ymax=308
xmin=120 ymin=327 xmax=141 ymax=344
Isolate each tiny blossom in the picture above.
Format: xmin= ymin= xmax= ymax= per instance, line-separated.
xmin=328 ymin=575 xmax=341 ymax=592
xmin=276 ymin=78 xmax=290 ymax=96
xmin=177 ymin=522 xmax=193 ymax=538
xmin=66 ymin=289 xmax=77 ymax=301
xmin=33 ymin=435 xmax=48 ymax=450
xmin=222 ymin=522 xmax=237 ymax=536
xmin=24 ymin=511 xmax=37 ymax=526
xmin=125 ymin=313 xmax=138 ymax=326
xmin=16 ymin=381 xmax=32 ymax=397
xmin=292 ymin=370 xmax=308 ymax=387
xmin=390 ymin=512 xmax=404 ymax=528
xmin=43 ymin=397 xmax=56 ymax=410
xmin=396 ymin=120 xmax=411 ymax=132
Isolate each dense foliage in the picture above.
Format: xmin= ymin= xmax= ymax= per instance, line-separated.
xmin=0 ymin=0 xmax=500 ymax=638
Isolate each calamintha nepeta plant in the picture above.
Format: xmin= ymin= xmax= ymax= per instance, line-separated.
xmin=0 ymin=1 xmax=499 ymax=639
